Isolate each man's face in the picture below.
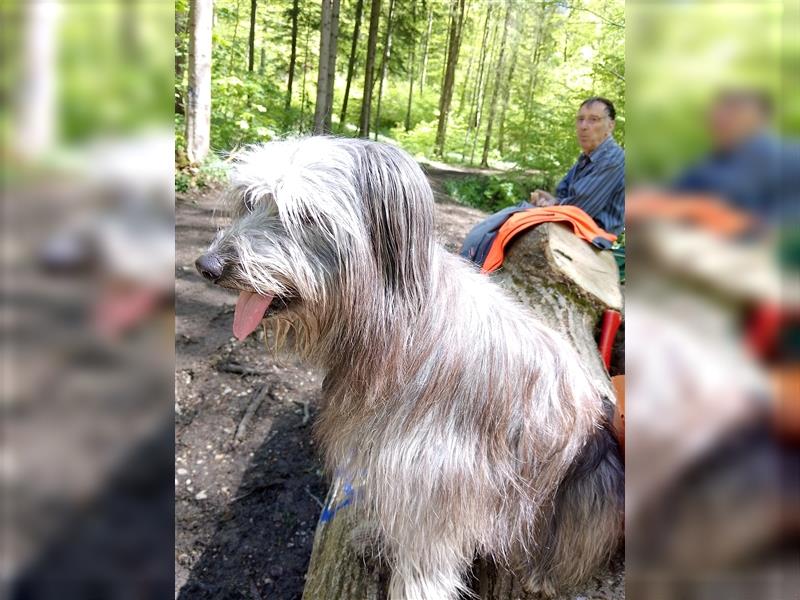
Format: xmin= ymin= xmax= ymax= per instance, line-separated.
xmin=708 ymin=96 xmax=767 ymax=151
xmin=575 ymin=102 xmax=615 ymax=154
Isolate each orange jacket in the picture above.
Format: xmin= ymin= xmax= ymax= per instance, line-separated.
xmin=481 ymin=205 xmax=617 ymax=273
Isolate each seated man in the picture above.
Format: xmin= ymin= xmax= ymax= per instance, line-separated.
xmin=673 ymin=89 xmax=794 ymax=225
xmin=533 ymin=97 xmax=625 ymax=238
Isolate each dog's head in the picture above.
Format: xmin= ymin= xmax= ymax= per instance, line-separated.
xmin=196 ymin=136 xmax=435 ymax=344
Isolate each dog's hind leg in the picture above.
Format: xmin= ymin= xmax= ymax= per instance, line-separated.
xmin=387 ymin=540 xmax=475 ymax=600
xmin=525 ymin=405 xmax=624 ymax=596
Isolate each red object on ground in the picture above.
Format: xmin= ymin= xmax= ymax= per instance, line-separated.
xmin=481 ymin=205 xmax=617 ymax=273
xmin=599 ymin=309 xmax=622 ymax=370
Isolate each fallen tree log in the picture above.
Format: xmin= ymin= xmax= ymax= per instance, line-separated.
xmin=302 ymin=223 xmax=624 ymax=600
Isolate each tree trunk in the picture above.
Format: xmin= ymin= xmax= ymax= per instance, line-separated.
xmin=438 ymin=2 xmax=452 ymax=96
xmin=186 ymin=0 xmax=213 ymax=165
xmin=285 ymin=0 xmax=300 ymax=110
xmin=324 ymin=0 xmax=341 ymax=132
xmin=358 ymin=0 xmax=382 ymax=137
xmin=434 ymin=0 xmax=466 ymax=158
xmin=403 ymin=0 xmax=417 ymax=132
xmin=339 ymin=0 xmax=364 ymax=130
xmin=522 ymin=4 xmax=553 ymax=151
xmin=175 ymin=7 xmax=188 ymax=116
xmin=480 ymin=0 xmax=512 ymax=168
xmin=373 ymin=0 xmax=396 ymax=141
xmin=314 ymin=0 xmax=340 ymax=134
xmin=419 ymin=4 xmax=433 ymax=94
xmin=496 ymin=9 xmax=522 ymax=155
xmin=301 ymin=223 xmax=624 ymax=599
xmin=227 ymin=0 xmax=242 ymax=72
xmin=460 ymin=2 xmax=492 ymax=161
xmin=313 ymin=0 xmax=333 ymax=133
xmin=248 ymin=0 xmax=257 ymax=72
xmin=16 ymin=0 xmax=60 ymax=160
xmin=300 ymin=16 xmax=311 ymax=130
xmin=469 ymin=8 xmax=499 ymax=165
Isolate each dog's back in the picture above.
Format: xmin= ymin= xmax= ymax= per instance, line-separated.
xmin=317 ymin=248 xmax=623 ymax=597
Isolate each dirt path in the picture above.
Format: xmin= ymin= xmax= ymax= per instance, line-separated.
xmin=175 ymin=177 xmax=486 ymax=599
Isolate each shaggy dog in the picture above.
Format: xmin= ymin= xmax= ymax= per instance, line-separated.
xmin=196 ymin=137 xmax=623 ymax=599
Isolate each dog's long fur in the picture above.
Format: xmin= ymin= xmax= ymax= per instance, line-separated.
xmin=200 ymin=137 xmax=623 ymax=599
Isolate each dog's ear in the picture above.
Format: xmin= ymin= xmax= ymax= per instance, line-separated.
xmin=357 ymin=144 xmax=435 ymax=303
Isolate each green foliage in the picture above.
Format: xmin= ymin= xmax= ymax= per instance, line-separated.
xmin=59 ymin=1 xmax=173 ymax=142
xmin=444 ymin=171 xmax=551 ymax=213
xmin=177 ymin=0 xmax=626 ymax=186
xmin=176 ymin=156 xmax=228 ymax=193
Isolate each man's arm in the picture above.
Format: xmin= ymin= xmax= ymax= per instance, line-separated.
xmin=531 ymin=167 xmax=573 ymax=207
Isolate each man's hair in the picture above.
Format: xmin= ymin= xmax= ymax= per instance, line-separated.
xmin=715 ymin=88 xmax=773 ymax=117
xmin=580 ymin=97 xmax=616 ymax=121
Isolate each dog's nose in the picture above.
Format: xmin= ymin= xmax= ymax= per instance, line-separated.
xmin=195 ymin=252 xmax=224 ymax=283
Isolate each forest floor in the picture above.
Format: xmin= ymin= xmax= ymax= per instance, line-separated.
xmin=174 ymin=166 xmax=623 ymax=599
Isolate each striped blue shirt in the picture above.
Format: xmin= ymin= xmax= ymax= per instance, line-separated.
xmin=555 ymin=136 xmax=625 ymax=237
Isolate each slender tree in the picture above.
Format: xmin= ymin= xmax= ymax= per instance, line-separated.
xmin=467 ymin=3 xmax=493 ymax=129
xmin=358 ymin=0 xmax=382 ymax=137
xmin=186 ymin=0 xmax=213 ymax=164
xmin=17 ymin=0 xmax=60 ymax=160
xmin=339 ymin=0 xmax=365 ymax=129
xmin=300 ymin=13 xmax=312 ymax=130
xmin=468 ymin=4 xmax=498 ymax=164
xmin=314 ymin=0 xmax=341 ymax=133
xmin=404 ymin=0 xmax=417 ymax=132
xmin=227 ymin=0 xmax=242 ymax=72
xmin=497 ymin=8 xmax=522 ymax=154
xmin=175 ymin=6 xmax=188 ymax=116
xmin=455 ymin=16 xmax=479 ymax=118
xmin=247 ymin=0 xmax=257 ymax=71
xmin=418 ymin=3 xmax=433 ymax=94
xmin=460 ymin=2 xmax=492 ymax=162
xmin=373 ymin=0 xmax=396 ymax=141
xmin=434 ymin=0 xmax=467 ymax=158
xmin=522 ymin=3 xmax=554 ymax=145
xmin=480 ymin=0 xmax=513 ymax=167
xmin=323 ymin=0 xmax=341 ymax=132
xmin=285 ymin=0 xmax=300 ymax=110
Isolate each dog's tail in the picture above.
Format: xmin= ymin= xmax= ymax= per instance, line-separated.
xmin=525 ymin=397 xmax=624 ymax=596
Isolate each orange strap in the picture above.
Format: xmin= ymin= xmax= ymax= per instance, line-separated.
xmin=481 ymin=206 xmax=617 ymax=273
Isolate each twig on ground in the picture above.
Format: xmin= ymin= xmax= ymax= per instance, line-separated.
xmin=305 ymin=485 xmax=325 ymax=509
xmin=218 ymin=361 xmax=268 ymax=376
xmin=292 ymin=399 xmax=310 ymax=426
xmin=235 ymin=385 xmax=273 ymax=443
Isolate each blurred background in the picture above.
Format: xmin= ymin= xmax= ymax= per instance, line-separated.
xmin=626 ymin=0 xmax=799 ymax=598
xmin=1 ymin=0 xmax=174 ymax=597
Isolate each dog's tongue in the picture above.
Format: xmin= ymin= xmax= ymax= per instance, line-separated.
xmin=233 ymin=291 xmax=274 ymax=341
